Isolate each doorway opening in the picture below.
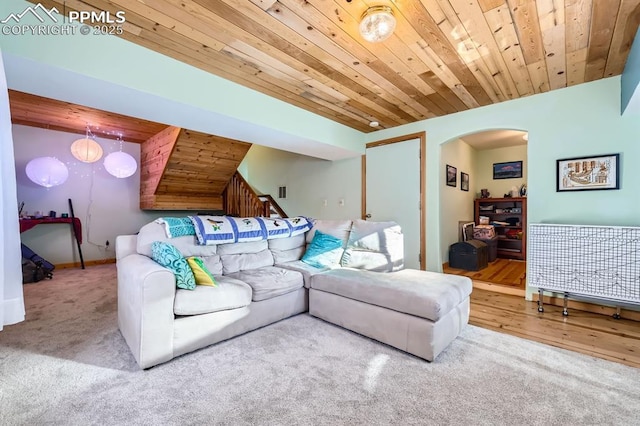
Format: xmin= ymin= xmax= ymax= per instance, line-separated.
xmin=440 ymin=129 xmax=528 ymax=295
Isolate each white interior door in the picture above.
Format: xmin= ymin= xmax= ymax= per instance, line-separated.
xmin=366 ymin=138 xmax=421 ymax=269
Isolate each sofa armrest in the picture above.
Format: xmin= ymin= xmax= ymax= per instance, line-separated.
xmin=115 ymin=235 xmax=137 ymax=261
xmin=117 ymin=253 xmax=176 ymax=369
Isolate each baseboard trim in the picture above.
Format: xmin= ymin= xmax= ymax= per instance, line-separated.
xmin=55 ymin=258 xmax=116 ymax=269
xmin=532 ymin=293 xmax=640 ymax=321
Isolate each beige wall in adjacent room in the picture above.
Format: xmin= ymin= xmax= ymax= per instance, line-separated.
xmin=439 ymin=139 xmax=477 ymax=263
xmin=474 ymin=145 xmax=528 ymax=199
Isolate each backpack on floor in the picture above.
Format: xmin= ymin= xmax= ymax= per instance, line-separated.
xmin=22 ymin=258 xmax=52 ymax=283
xmin=21 ymin=243 xmax=54 ymax=283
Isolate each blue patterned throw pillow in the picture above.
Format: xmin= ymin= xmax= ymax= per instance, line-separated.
xmin=151 ymin=241 xmax=196 ymax=290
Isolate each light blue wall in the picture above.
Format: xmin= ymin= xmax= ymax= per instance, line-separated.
xmin=367 ymin=77 xmax=640 ymax=272
xmin=239 ymin=145 xmax=361 ymax=220
xmin=622 ymin=27 xmax=640 ymax=115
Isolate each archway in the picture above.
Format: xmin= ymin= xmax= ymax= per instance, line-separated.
xmin=439 ymin=129 xmax=528 ymax=295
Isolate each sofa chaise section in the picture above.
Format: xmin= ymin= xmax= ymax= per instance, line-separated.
xmin=309 ymin=268 xmax=472 ymax=361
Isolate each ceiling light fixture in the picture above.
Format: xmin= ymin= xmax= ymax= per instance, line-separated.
xmin=359 ymin=6 xmax=396 ymax=43
xmin=71 ymin=125 xmax=103 ymax=163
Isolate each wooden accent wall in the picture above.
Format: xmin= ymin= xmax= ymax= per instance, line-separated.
xmin=140 ymin=127 xmax=252 ymax=210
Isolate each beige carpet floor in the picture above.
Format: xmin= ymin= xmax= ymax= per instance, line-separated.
xmin=1 ymin=264 xmax=639 ymax=425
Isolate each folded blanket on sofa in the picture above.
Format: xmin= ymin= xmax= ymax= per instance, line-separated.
xmin=155 ymin=217 xmax=196 ymax=238
xmin=190 ymin=216 xmax=313 ymax=245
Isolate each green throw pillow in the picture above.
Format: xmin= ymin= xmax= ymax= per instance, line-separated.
xmin=301 ymin=230 xmax=344 ymax=269
xmin=151 ymin=241 xmax=196 ymax=290
xmin=187 ymin=257 xmax=217 ymax=287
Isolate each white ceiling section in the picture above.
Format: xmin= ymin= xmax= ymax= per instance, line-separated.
xmin=460 ymin=129 xmax=528 ymax=150
xmin=0 ymin=0 xmax=365 ymax=161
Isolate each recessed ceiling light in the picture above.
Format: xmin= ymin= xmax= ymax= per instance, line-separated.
xmin=369 ymin=121 xmax=379 ymax=127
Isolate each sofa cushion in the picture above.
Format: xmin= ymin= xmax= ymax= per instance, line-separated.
xmin=201 ymin=255 xmax=223 ymax=276
xmin=137 ymin=221 xmax=217 ymax=258
xmin=306 ymin=219 xmax=352 ymax=245
xmin=221 ymin=249 xmax=274 ymax=275
xmin=341 ymin=220 xmax=404 ymax=272
xmin=186 ymin=257 xmax=217 ymax=286
xmin=227 ymin=266 xmax=304 ymax=302
xmin=269 ymin=234 xmax=306 ymax=264
xmin=151 ymin=241 xmax=196 ymax=290
xmin=277 ymin=260 xmax=329 ymax=288
xmin=301 ymin=230 xmax=344 ymax=268
xmin=217 ymin=240 xmax=268 ymax=256
xmin=310 ymin=268 xmax=472 ymax=322
xmin=174 ymin=276 xmax=252 ymax=316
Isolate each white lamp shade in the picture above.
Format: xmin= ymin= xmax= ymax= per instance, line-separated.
xmin=104 ymin=151 xmax=137 ymax=178
xmin=359 ymin=6 xmax=396 ymax=43
xmin=25 ymin=157 xmax=69 ymax=188
xmin=71 ymin=137 xmax=103 ymax=163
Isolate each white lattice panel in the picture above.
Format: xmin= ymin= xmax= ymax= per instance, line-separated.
xmin=529 ymin=224 xmax=640 ymax=304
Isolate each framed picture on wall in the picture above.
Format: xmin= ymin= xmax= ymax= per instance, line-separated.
xmin=556 ymin=153 xmax=620 ymax=192
xmin=460 ymin=172 xmax=469 ymax=191
xmin=493 ymin=161 xmax=523 ymax=179
xmin=446 ymin=164 xmax=457 ymax=187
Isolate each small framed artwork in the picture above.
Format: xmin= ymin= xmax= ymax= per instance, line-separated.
xmin=493 ymin=161 xmax=523 ymax=179
xmin=460 ymin=172 xmax=469 ymax=191
xmin=556 ymin=153 xmax=620 ymax=192
xmin=446 ymin=164 xmax=457 ymax=187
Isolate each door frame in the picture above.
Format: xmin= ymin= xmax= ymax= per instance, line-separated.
xmin=362 ymin=131 xmax=426 ymax=270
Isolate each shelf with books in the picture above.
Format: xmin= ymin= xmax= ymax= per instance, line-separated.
xmin=474 ymin=197 xmax=526 ymax=260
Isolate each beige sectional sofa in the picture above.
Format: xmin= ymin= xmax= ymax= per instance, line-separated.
xmin=116 ymin=218 xmax=472 ymax=369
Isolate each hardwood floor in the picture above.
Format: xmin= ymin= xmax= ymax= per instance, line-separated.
xmin=470 ymin=288 xmax=640 ymax=368
xmin=446 ymin=258 xmax=640 ymax=368
xmin=444 ymin=258 xmax=526 ymax=294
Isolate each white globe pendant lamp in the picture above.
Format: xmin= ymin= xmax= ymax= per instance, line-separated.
xmin=104 ymin=151 xmax=137 ymax=178
xmin=71 ymin=125 xmax=103 ymax=163
xmin=71 ymin=137 xmax=103 ymax=163
xmin=25 ymin=157 xmax=69 ymax=188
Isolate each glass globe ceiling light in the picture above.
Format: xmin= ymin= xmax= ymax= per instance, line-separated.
xmin=359 ymin=6 xmax=396 ymax=43
xmin=71 ymin=125 xmax=103 ymax=163
xmin=25 ymin=157 xmax=69 ymax=188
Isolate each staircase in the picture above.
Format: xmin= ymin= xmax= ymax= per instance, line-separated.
xmin=258 ymin=194 xmax=287 ymax=218
xmin=139 ymin=126 xmax=286 ymax=217
xmin=223 ymin=172 xmax=287 ymax=218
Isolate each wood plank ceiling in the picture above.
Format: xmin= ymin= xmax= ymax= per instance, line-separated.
xmin=8 ymin=90 xmax=168 ymax=143
xmin=32 ymin=0 xmax=640 ymax=133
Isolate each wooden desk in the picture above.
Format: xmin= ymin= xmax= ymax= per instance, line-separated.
xmin=19 ymin=217 xmax=85 ymax=269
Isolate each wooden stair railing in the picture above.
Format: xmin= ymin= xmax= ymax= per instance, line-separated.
xmin=223 ymin=172 xmax=287 ymax=218
xmin=258 ymin=194 xmax=288 ymax=218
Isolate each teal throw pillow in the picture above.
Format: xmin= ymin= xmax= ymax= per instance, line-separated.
xmin=301 ymin=230 xmax=344 ymax=269
xmin=151 ymin=241 xmax=196 ymax=290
